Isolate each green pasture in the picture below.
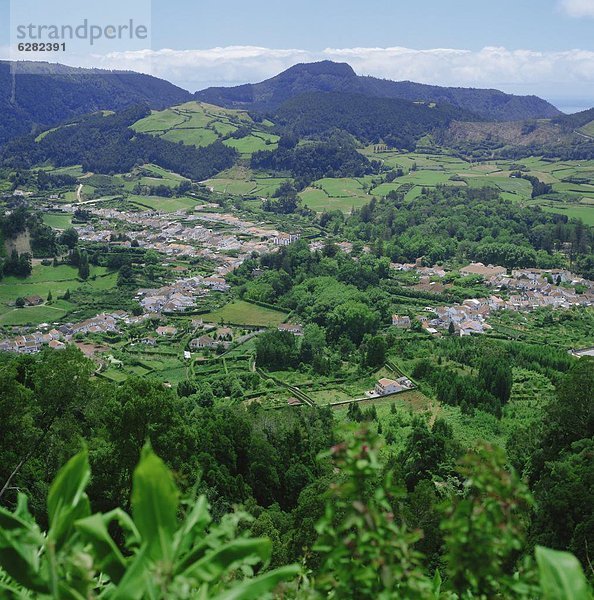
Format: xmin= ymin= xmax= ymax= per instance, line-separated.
xmin=202 ymin=300 xmax=288 ymax=327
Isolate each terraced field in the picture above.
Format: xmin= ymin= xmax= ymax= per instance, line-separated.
xmin=130 ymin=101 xmax=279 ymax=155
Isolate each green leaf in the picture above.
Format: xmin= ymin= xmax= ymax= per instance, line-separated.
xmin=75 ymin=513 xmax=128 ymax=583
xmin=210 ymin=565 xmax=301 ymax=600
xmin=536 ymin=545 xmax=592 ymax=600
xmin=47 ymin=447 xmax=91 ymax=548
xmin=172 ymin=494 xmax=211 ymax=573
xmin=131 ymin=444 xmax=179 ymax=562
xmin=111 ymin=544 xmax=152 ymax=600
xmin=432 ymin=569 xmax=442 ymax=598
xmin=0 ymin=506 xmax=48 ymax=593
xmin=0 ymin=579 xmax=35 ymax=599
xmin=184 ymin=538 xmax=272 ymax=583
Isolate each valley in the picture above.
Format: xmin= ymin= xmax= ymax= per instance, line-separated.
xmin=0 ymin=57 xmax=592 ymax=599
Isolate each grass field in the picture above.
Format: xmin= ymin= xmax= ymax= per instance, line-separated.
xmin=299 ymin=178 xmax=371 ymax=212
xmin=42 ymin=212 xmax=72 ymax=229
xmin=0 ymin=301 xmax=72 ymax=326
xmin=0 ymin=265 xmax=116 ymax=326
xmin=223 ymin=133 xmax=279 ymax=155
xmin=202 ymin=300 xmax=288 ymax=327
xmin=537 ymin=201 xmax=594 ymax=225
xmin=204 ymin=166 xmax=286 ymax=198
xmin=130 ymin=102 xmax=275 ymax=155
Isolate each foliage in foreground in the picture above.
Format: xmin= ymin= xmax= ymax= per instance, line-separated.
xmin=0 ymin=445 xmax=298 ymax=599
xmin=0 ymin=433 xmax=592 ymax=599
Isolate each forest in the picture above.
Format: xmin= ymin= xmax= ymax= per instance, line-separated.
xmin=0 ymin=345 xmax=591 ymax=597
xmin=275 ymin=92 xmax=472 ymax=148
xmin=0 ymin=106 xmax=238 ymax=181
xmin=318 ymin=187 xmax=594 ymax=276
xmin=251 ymin=133 xmax=378 ymax=185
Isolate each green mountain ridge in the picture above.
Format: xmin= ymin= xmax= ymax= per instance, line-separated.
xmin=195 ymin=59 xmax=563 ymax=121
xmin=0 ymin=61 xmax=192 ymax=145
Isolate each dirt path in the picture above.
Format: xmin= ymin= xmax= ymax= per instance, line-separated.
xmin=76 ymin=184 xmax=83 ymax=202
xmin=428 ymin=401 xmax=441 ymax=428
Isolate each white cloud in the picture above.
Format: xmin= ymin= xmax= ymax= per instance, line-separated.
xmin=559 ymin=0 xmax=594 ymax=17
xmin=3 ymin=44 xmax=594 ymax=107
xmin=92 ymin=45 xmax=594 ymax=97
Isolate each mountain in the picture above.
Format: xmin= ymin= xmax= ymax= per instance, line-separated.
xmin=195 ymin=60 xmax=562 ymax=122
xmin=552 ymin=106 xmax=594 ymax=133
xmin=276 ymin=91 xmax=474 ymax=148
xmin=0 ymin=61 xmax=192 ymax=144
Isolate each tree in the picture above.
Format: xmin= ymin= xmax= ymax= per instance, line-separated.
xmin=69 ymin=246 xmax=81 ymax=267
xmin=59 ymin=227 xmax=78 ymax=249
xmin=144 ymin=249 xmax=160 ymax=265
xmin=78 ymin=251 xmax=90 ymax=280
xmin=15 ymin=296 xmax=25 ymax=307
xmin=327 ymin=301 xmax=380 ymax=345
xmin=363 ymin=335 xmax=386 ymax=368
xmin=478 ymin=353 xmax=513 ymax=405
xmin=117 ymin=264 xmax=135 ymax=286
xmin=255 ymin=330 xmax=299 ymax=370
xmin=46 ymin=290 xmax=52 ymax=302
xmin=300 ymin=323 xmax=327 ymax=366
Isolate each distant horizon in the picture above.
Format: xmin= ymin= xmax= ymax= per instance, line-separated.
xmin=2 ymin=55 xmax=591 ymax=115
xmin=1 ymin=0 xmax=593 ymax=115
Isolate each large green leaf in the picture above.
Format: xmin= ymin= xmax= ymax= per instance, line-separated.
xmin=131 ymin=444 xmax=179 ymax=562
xmin=47 ymin=447 xmax=91 ymax=548
xmin=184 ymin=538 xmax=272 ymax=583
xmin=210 ymin=565 xmax=301 ymax=600
xmin=536 ymin=545 xmax=592 ymax=600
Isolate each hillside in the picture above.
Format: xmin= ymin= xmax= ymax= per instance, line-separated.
xmin=275 ymin=91 xmax=474 ymax=147
xmin=439 ymin=118 xmax=594 ymax=160
xmin=130 ymin=101 xmax=280 ymax=155
xmin=0 ymin=61 xmax=191 ymax=144
xmin=195 ymin=60 xmax=562 ymax=121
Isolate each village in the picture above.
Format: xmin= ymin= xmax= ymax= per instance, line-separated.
xmin=390 ymin=261 xmax=594 ymax=336
xmin=1 ymin=193 xmax=593 ymax=409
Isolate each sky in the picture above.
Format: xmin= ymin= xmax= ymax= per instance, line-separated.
xmin=1 ymin=0 xmax=593 ymax=112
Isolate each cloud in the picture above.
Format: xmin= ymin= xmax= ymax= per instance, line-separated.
xmin=559 ymin=0 xmax=594 ymax=17
xmin=90 ymin=45 xmax=594 ymax=97
xmin=3 ymin=44 xmax=594 ymax=106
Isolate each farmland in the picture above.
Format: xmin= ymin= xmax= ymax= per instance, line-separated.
xmin=198 ymin=146 xmax=594 ymax=223
xmin=130 ymin=101 xmax=279 ymax=155
xmin=201 ymin=300 xmax=288 ymax=327
xmin=0 ymin=264 xmax=116 ymax=326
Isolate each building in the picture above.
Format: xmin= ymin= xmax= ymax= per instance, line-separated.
xmin=24 ymin=295 xmax=44 ymax=306
xmin=216 ymin=327 xmax=233 ymax=339
xmin=190 ymin=335 xmax=218 ymax=349
xmin=278 ymin=323 xmax=303 ymax=335
xmin=392 ymin=315 xmax=411 ymax=329
xmin=460 ymin=263 xmax=507 ymax=278
xmin=375 ymin=378 xmax=405 ymax=396
xmin=273 ymin=233 xmax=300 ymax=246
xmin=156 ymin=325 xmax=177 ymax=336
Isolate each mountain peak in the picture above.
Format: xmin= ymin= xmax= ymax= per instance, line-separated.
xmin=278 ymin=61 xmax=357 ymax=79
